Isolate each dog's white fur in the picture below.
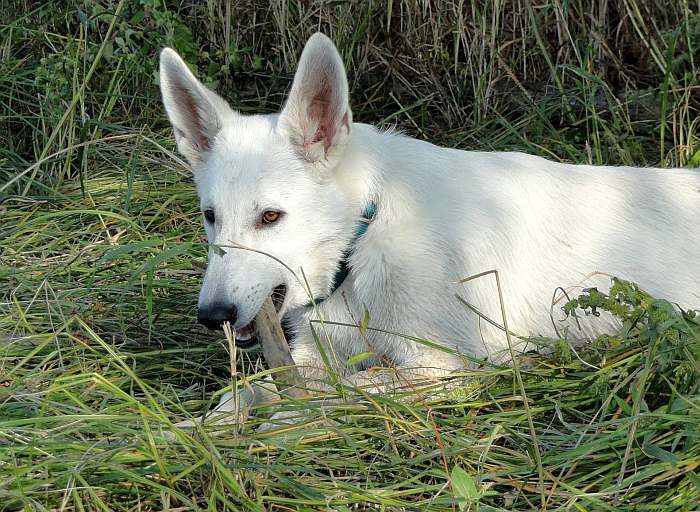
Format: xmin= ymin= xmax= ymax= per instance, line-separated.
xmin=160 ymin=34 xmax=699 ymax=422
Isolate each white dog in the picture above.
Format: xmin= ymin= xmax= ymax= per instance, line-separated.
xmin=159 ymin=33 xmax=699 ymax=423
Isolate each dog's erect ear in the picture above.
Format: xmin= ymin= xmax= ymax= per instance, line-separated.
xmin=159 ymin=48 xmax=233 ymax=167
xmin=279 ymin=33 xmax=352 ymax=164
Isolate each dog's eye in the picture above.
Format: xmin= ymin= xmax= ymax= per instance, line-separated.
xmin=203 ymin=209 xmax=215 ymax=223
xmin=261 ymin=210 xmax=282 ymax=225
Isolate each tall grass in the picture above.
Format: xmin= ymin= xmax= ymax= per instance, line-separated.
xmin=1 ymin=1 xmax=699 ymax=510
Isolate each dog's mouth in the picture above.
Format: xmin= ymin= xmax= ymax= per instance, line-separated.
xmin=234 ymin=284 xmax=287 ymax=349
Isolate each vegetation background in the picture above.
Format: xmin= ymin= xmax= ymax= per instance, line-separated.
xmin=1 ymin=1 xmax=699 ymax=510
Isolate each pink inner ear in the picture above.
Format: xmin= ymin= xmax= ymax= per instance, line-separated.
xmin=308 ymin=79 xmax=335 ymax=153
xmin=172 ymin=83 xmax=209 ymax=151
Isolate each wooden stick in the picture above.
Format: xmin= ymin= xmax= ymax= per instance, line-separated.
xmin=253 ymin=296 xmax=307 ymax=398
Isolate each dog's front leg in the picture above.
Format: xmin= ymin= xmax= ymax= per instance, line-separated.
xmin=259 ymin=361 xmax=455 ymax=432
xmin=175 ymin=378 xmax=278 ymax=430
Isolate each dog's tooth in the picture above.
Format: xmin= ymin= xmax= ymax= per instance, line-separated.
xmin=236 ymin=325 xmax=253 ymax=341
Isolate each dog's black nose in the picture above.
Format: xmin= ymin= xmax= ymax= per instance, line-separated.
xmin=197 ymin=303 xmax=237 ymax=330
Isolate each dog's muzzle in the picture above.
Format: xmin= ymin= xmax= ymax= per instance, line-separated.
xmin=197 ymin=285 xmax=287 ymax=349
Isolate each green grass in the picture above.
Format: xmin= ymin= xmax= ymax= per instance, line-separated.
xmin=1 ymin=1 xmax=699 ymax=510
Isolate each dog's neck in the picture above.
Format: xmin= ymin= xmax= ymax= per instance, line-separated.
xmin=305 ymin=200 xmax=377 ymax=307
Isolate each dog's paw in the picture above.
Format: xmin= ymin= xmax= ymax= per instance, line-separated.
xmin=255 ymin=409 xmax=306 ymax=433
xmin=255 ymin=401 xmax=340 ymax=436
xmin=173 ymin=388 xmax=255 ymax=433
xmin=169 ymin=379 xmax=282 ymax=437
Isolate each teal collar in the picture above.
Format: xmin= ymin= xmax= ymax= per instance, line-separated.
xmin=307 ymin=201 xmax=377 ymax=306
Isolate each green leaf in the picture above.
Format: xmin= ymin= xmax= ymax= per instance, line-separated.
xmin=451 ymin=466 xmax=481 ymax=510
xmin=102 ymin=40 xmax=113 ymax=60
xmin=688 ymin=147 xmax=700 ymax=168
xmin=642 ymin=443 xmax=678 ymax=465
xmin=359 ymin=308 xmax=370 ymax=335
xmin=145 ymin=270 xmax=153 ymax=324
xmin=211 ymin=244 xmax=227 ymax=257
xmin=130 ymin=10 xmax=146 ymax=24
xmin=128 ymin=244 xmax=191 ymax=285
xmin=346 ymin=351 xmax=374 ymax=367
xmin=687 ymin=472 xmax=700 ymax=493
xmin=99 ymin=238 xmax=163 ymax=263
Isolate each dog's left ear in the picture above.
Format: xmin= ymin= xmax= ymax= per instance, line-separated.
xmin=159 ymin=48 xmax=234 ymax=167
xmin=279 ymin=33 xmax=352 ymax=164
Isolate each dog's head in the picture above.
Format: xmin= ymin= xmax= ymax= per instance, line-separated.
xmin=159 ymin=34 xmax=358 ymax=346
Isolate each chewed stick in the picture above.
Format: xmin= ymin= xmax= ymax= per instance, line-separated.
xmin=253 ymin=296 xmax=307 ymax=398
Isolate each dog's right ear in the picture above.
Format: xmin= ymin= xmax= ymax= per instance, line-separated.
xmin=279 ymin=33 xmax=352 ymax=166
xmin=159 ymin=48 xmax=232 ymax=167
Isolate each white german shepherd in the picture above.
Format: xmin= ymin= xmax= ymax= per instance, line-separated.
xmin=159 ymin=33 xmax=699 ymax=424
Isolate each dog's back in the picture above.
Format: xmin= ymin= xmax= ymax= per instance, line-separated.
xmin=336 ymin=125 xmax=700 ymax=360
